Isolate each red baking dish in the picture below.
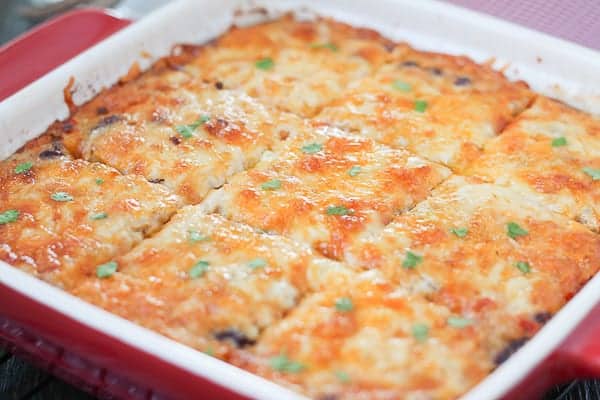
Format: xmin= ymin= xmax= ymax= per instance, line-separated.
xmin=1 ymin=1 xmax=600 ymax=399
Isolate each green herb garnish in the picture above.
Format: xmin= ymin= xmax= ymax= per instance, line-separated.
xmin=515 ymin=261 xmax=531 ymax=274
xmin=96 ymin=261 xmax=118 ymax=278
xmin=412 ymin=323 xmax=429 ymax=342
xmin=270 ymin=354 xmax=305 ymax=373
xmin=14 ymin=162 xmax=32 ymax=174
xmin=402 ymin=251 xmax=423 ymax=269
xmin=188 ymin=230 xmax=209 ymax=243
xmin=95 ymin=178 xmax=104 ymax=185
xmin=301 ymin=143 xmax=323 ymax=154
xmin=90 ymin=212 xmax=108 ymax=220
xmin=326 ymin=205 xmax=352 ymax=216
xmin=311 ymin=42 xmax=338 ymax=51
xmin=334 ymin=370 xmax=350 ymax=383
xmin=583 ymin=167 xmax=600 ymax=180
xmin=450 ymin=227 xmax=468 ymax=238
xmin=552 ymin=137 xmax=567 ymax=147
xmin=175 ymin=115 xmax=209 ymax=138
xmin=255 ymin=57 xmax=274 ymax=70
xmin=189 ymin=260 xmax=209 ymax=279
xmin=335 ymin=297 xmax=354 ymax=312
xmin=261 ymin=179 xmax=282 ymax=191
xmin=447 ymin=316 xmax=473 ymax=328
xmin=348 ymin=165 xmax=361 ymax=177
xmin=392 ymin=80 xmax=412 ymax=92
xmin=507 ymin=222 xmax=528 ymax=239
xmin=248 ymin=258 xmax=267 ymax=269
xmin=0 ymin=209 xmax=19 ymax=225
xmin=414 ymin=100 xmax=428 ymax=113
xmin=51 ymin=192 xmax=73 ymax=202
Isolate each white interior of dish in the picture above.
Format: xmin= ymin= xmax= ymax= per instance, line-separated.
xmin=1 ymin=0 xmax=600 ymax=398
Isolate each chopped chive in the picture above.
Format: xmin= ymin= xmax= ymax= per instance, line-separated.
xmin=96 ymin=261 xmax=117 ymax=278
xmin=95 ymin=178 xmax=104 ymax=185
xmin=301 ymin=143 xmax=323 ymax=154
xmin=326 ymin=205 xmax=352 ymax=216
xmin=507 ymin=222 xmax=528 ymax=239
xmin=414 ymin=100 xmax=428 ymax=113
xmin=450 ymin=227 xmax=468 ymax=238
xmin=90 ymin=212 xmax=108 ymax=220
xmin=261 ymin=179 xmax=281 ymax=191
xmin=402 ymin=251 xmax=423 ymax=269
xmin=0 ymin=209 xmax=19 ymax=225
xmin=14 ymin=162 xmax=32 ymax=174
xmin=248 ymin=258 xmax=267 ymax=269
xmin=175 ymin=115 xmax=209 ymax=139
xmin=515 ymin=261 xmax=531 ymax=274
xmin=551 ymin=137 xmax=567 ymax=147
xmin=447 ymin=316 xmax=473 ymax=328
xmin=189 ymin=260 xmax=209 ymax=279
xmin=334 ymin=370 xmax=350 ymax=383
xmin=348 ymin=165 xmax=361 ymax=177
xmin=270 ymin=354 xmax=305 ymax=373
xmin=204 ymin=346 xmax=215 ymax=357
xmin=255 ymin=57 xmax=274 ymax=70
xmin=583 ymin=167 xmax=600 ymax=180
xmin=391 ymin=80 xmax=411 ymax=92
xmin=198 ymin=115 xmax=210 ymax=124
xmin=51 ymin=192 xmax=73 ymax=202
xmin=412 ymin=323 xmax=429 ymax=342
xmin=335 ymin=297 xmax=354 ymax=312
xmin=310 ymin=42 xmax=338 ymax=51
xmin=188 ymin=230 xmax=209 ymax=243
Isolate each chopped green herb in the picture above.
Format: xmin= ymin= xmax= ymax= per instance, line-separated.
xmin=447 ymin=316 xmax=473 ymax=328
xmin=392 ymin=80 xmax=412 ymax=92
xmin=14 ymin=162 xmax=32 ymax=174
xmin=334 ymin=370 xmax=350 ymax=383
xmin=326 ymin=205 xmax=352 ymax=216
xmin=335 ymin=297 xmax=354 ymax=312
xmin=412 ymin=323 xmax=429 ymax=342
xmin=188 ymin=230 xmax=209 ymax=243
xmin=255 ymin=57 xmax=274 ymax=70
xmin=270 ymin=354 xmax=305 ymax=373
xmin=310 ymin=42 xmax=338 ymax=51
xmin=95 ymin=178 xmax=104 ymax=185
xmin=552 ymin=137 xmax=567 ymax=147
xmin=204 ymin=346 xmax=215 ymax=357
xmin=96 ymin=261 xmax=117 ymax=278
xmin=261 ymin=179 xmax=282 ymax=191
xmin=515 ymin=261 xmax=531 ymax=274
xmin=450 ymin=227 xmax=468 ymax=238
xmin=189 ymin=260 xmax=209 ymax=279
xmin=51 ymin=192 xmax=73 ymax=202
xmin=248 ymin=258 xmax=267 ymax=269
xmin=175 ymin=115 xmax=209 ymax=138
xmin=348 ymin=165 xmax=362 ymax=177
xmin=402 ymin=251 xmax=423 ymax=269
xmin=507 ymin=222 xmax=528 ymax=239
xmin=90 ymin=212 xmax=108 ymax=220
xmin=414 ymin=100 xmax=428 ymax=113
xmin=583 ymin=167 xmax=600 ymax=181
xmin=0 ymin=209 xmax=19 ymax=225
xmin=301 ymin=143 xmax=323 ymax=154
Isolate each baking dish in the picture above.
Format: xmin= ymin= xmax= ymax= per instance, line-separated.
xmin=1 ymin=1 xmax=600 ymax=399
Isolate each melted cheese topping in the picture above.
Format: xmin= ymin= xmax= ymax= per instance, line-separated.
xmin=201 ymin=127 xmax=450 ymax=260
xmin=467 ymin=97 xmax=600 ymax=231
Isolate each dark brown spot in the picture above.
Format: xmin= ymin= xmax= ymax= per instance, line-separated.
xmin=384 ymin=43 xmax=396 ymax=52
xmin=214 ymin=329 xmax=255 ymax=348
xmin=148 ymin=178 xmax=165 ymax=184
xmin=96 ymin=106 xmax=109 ymax=115
xmin=494 ymin=337 xmax=529 ymax=365
xmin=534 ymin=312 xmax=552 ymax=324
xmin=62 ymin=121 xmax=74 ymax=133
xmin=39 ymin=144 xmax=64 ymax=159
xmin=454 ymin=76 xmax=472 ymax=86
xmin=215 ymin=81 xmax=224 ymax=90
xmin=318 ymin=395 xmax=339 ymax=400
xmin=93 ymin=115 xmax=122 ymax=130
xmin=401 ymin=60 xmax=419 ymax=67
xmin=429 ymin=67 xmax=443 ymax=76
xmin=169 ymin=136 xmax=182 ymax=145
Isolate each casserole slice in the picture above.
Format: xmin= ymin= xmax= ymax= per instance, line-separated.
xmin=466 ymin=96 xmax=600 ymax=231
xmin=0 ymin=134 xmax=181 ymax=290
xmin=200 ymin=126 xmax=450 ymax=261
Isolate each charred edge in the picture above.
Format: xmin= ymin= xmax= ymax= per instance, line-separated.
xmin=429 ymin=67 xmax=443 ymax=76
xmin=454 ymin=76 xmax=472 ymax=86
xmin=318 ymin=395 xmax=340 ymax=400
xmin=494 ymin=337 xmax=529 ymax=366
xmin=92 ymin=115 xmax=123 ymax=131
xmin=39 ymin=144 xmax=64 ymax=159
xmin=534 ymin=312 xmax=553 ymax=324
xmin=214 ymin=329 xmax=256 ymax=348
xmin=401 ymin=60 xmax=419 ymax=67
xmin=148 ymin=178 xmax=165 ymax=184
xmin=62 ymin=121 xmax=74 ymax=133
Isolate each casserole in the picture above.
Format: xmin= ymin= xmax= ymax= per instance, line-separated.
xmin=1 ymin=1 xmax=600 ymax=399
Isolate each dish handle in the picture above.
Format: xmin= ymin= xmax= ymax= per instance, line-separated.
xmin=0 ymin=8 xmax=131 ymax=102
